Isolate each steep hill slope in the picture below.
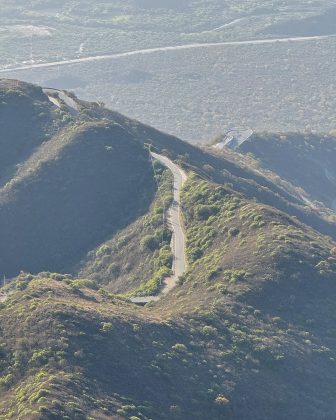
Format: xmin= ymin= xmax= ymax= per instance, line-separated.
xmin=0 ymin=81 xmax=155 ymax=278
xmin=1 ymin=173 xmax=336 ymax=419
xmin=75 ymin=103 xmax=336 ymax=299
xmin=0 ymin=276 xmax=234 ymax=420
xmin=80 ymin=98 xmax=336 ymax=240
xmin=77 ymin=165 xmax=174 ymax=296
xmin=239 ymin=132 xmax=336 ymax=211
xmin=1 ymin=79 xmax=336 ymax=419
xmin=157 ymin=174 xmax=336 ymax=419
xmin=0 ymin=79 xmax=64 ymax=184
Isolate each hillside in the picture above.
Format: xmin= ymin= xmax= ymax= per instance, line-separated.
xmin=1 ymin=174 xmax=336 ymax=419
xmin=0 ymin=79 xmax=336 ymax=419
xmin=0 ymin=79 xmax=63 ymax=184
xmin=77 ymin=165 xmax=174 ymax=296
xmin=0 ymin=81 xmax=155 ymax=278
xmin=238 ymin=132 xmax=336 ymax=212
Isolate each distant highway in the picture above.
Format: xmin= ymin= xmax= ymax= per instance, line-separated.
xmin=1 ymin=34 xmax=335 ymax=73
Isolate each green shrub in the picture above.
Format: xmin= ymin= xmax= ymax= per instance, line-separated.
xmin=16 ymin=281 xmax=28 ymax=291
xmin=0 ymin=373 xmax=13 ymax=388
xmin=207 ymin=267 xmax=221 ymax=281
xmin=70 ymin=279 xmax=99 ymax=290
xmin=222 ymin=269 xmax=249 ymax=283
xmin=228 ymin=227 xmax=240 ymax=237
xmin=159 ymin=245 xmax=173 ymax=268
xmin=29 ymin=348 xmax=52 ymax=366
xmin=141 ymin=234 xmax=160 ymax=251
xmin=177 ymin=275 xmax=187 ymax=286
xmin=132 ymin=266 xmax=171 ymax=297
xmin=101 ymin=322 xmax=113 ymax=332
xmin=172 ymin=343 xmax=187 ymax=352
xmin=96 ymin=245 xmax=111 ymax=257
xmin=195 ymin=204 xmax=220 ymax=221
xmin=201 ymin=325 xmax=218 ymax=337
xmin=188 ymin=247 xmax=203 ymax=262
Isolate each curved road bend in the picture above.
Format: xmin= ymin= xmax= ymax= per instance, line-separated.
xmin=40 ymin=90 xmax=189 ymax=304
xmin=1 ymin=34 xmax=335 ymax=74
xmin=131 ymin=153 xmax=188 ymax=304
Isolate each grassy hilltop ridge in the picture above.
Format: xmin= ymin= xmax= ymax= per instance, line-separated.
xmin=0 ymin=79 xmax=63 ymax=183
xmin=0 ymin=80 xmax=156 ymax=278
xmin=0 ymin=80 xmax=336 ymax=419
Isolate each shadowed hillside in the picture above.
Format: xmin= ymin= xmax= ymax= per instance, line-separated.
xmin=0 ymin=81 xmax=155 ymax=277
xmin=1 ymin=80 xmax=336 ymax=420
xmin=239 ymin=132 xmax=336 ymax=212
xmin=0 ymin=79 xmax=63 ymax=184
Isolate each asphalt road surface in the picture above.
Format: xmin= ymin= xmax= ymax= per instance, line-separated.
xmin=44 ymin=89 xmax=188 ymax=304
xmin=131 ymin=153 xmax=187 ymax=304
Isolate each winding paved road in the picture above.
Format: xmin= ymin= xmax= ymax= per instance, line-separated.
xmin=1 ymin=34 xmax=335 ymax=74
xmin=43 ymin=90 xmax=188 ymax=303
xmin=131 ymin=153 xmax=188 ymax=304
